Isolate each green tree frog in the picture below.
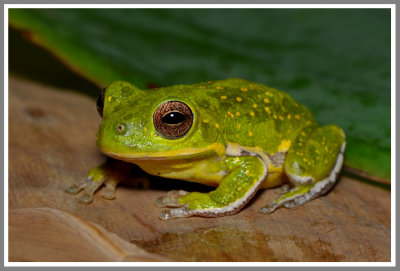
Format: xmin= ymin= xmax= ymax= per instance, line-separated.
xmin=66 ymin=79 xmax=345 ymax=220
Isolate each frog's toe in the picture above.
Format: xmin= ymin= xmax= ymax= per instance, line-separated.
xmin=274 ymin=184 xmax=290 ymax=195
xmin=155 ymin=197 xmax=182 ymax=207
xmin=258 ymin=202 xmax=279 ymax=214
xmin=65 ymin=177 xmax=92 ymax=194
xmin=102 ymin=188 xmax=116 ymax=200
xmin=155 ymin=190 xmax=188 ymax=207
xmin=167 ymin=189 xmax=190 ymax=197
xmin=101 ymin=178 xmax=118 ymax=200
xmin=158 ymin=206 xmax=193 ymax=220
xmin=78 ymin=178 xmax=105 ymax=204
xmin=78 ymin=193 xmax=94 ymax=204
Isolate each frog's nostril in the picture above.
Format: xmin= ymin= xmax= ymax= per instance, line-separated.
xmin=117 ymin=124 xmax=125 ymax=133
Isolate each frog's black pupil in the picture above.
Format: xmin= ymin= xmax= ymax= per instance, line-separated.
xmin=162 ymin=112 xmax=186 ymax=124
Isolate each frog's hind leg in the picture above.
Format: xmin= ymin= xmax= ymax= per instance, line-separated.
xmin=259 ymin=125 xmax=345 ymax=214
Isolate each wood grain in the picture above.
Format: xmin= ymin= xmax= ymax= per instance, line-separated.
xmin=8 ymin=77 xmax=391 ymax=262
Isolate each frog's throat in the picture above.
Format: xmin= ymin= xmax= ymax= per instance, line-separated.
xmin=98 ymin=142 xmax=226 ymax=161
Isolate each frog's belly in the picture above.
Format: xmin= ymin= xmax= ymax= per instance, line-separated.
xmin=260 ymin=171 xmax=286 ymax=189
xmin=136 ymin=157 xmax=286 ymax=190
xmin=135 ymin=158 xmax=227 ymax=187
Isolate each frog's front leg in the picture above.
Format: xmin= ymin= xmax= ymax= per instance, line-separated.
xmin=156 ymin=155 xmax=268 ymax=219
xmin=65 ymin=159 xmax=122 ymax=204
xmin=259 ymin=125 xmax=346 ymax=214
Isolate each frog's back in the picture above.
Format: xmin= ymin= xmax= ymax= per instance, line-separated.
xmin=192 ymin=78 xmax=317 ymax=154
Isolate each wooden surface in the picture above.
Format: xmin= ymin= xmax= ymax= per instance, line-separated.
xmin=8 ymin=77 xmax=391 ymax=262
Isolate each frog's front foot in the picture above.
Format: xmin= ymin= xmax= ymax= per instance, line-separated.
xmin=155 ymin=190 xmax=189 ymax=208
xmin=155 ymin=190 xmax=229 ymax=220
xmin=155 ymin=190 xmax=196 ymax=220
xmin=65 ymin=164 xmax=119 ymax=204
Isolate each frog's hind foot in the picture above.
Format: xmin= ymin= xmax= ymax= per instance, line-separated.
xmin=259 ymin=141 xmax=345 ymax=215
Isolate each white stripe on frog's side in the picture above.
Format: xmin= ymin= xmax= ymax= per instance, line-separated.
xmin=171 ymin=143 xmax=269 ymax=218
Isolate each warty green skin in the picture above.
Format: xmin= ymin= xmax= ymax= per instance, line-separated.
xmin=97 ymin=79 xmax=314 ymax=155
xmin=67 ymin=78 xmax=345 ymax=219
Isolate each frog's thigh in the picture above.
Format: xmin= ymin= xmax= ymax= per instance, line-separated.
xmin=259 ymin=125 xmax=345 ymax=214
xmin=158 ymin=155 xmax=267 ymax=220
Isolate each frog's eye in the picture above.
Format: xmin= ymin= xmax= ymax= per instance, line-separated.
xmin=96 ymin=87 xmax=106 ymax=117
xmin=153 ymin=101 xmax=193 ymax=138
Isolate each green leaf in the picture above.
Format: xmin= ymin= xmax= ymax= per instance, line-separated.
xmin=9 ymin=8 xmax=391 ymax=181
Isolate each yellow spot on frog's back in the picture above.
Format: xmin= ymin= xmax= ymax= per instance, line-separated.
xmin=143 ymin=127 xmax=147 ymax=132
xmin=108 ymin=96 xmax=112 ymax=102
xmin=240 ymin=87 xmax=248 ymax=92
xmin=236 ymin=112 xmax=241 ymax=116
xmin=257 ymin=94 xmax=262 ymax=98
xmin=279 ymin=116 xmax=284 ymax=120
xmin=208 ymin=81 xmax=213 ymax=84
xmin=215 ymin=123 xmax=219 ymax=128
xmin=250 ymin=111 xmax=255 ymax=117
xmin=202 ymin=119 xmax=209 ymax=123
xmin=287 ymin=114 xmax=291 ymax=119
xmin=264 ymin=98 xmax=270 ymax=103
xmin=216 ymin=86 xmax=224 ymax=90
xmin=278 ymin=139 xmax=292 ymax=152
xmin=199 ymin=85 xmax=206 ymax=89
xmin=221 ymin=95 xmax=227 ymax=100
xmin=236 ymin=97 xmax=242 ymax=102
xmin=253 ymin=104 xmax=258 ymax=108
xmin=295 ymin=114 xmax=301 ymax=120
xmin=264 ymin=107 xmax=271 ymax=114
xmin=227 ymin=111 xmax=234 ymax=118
xmin=265 ymin=91 xmax=272 ymax=96
xmin=237 ymin=123 xmax=241 ymax=129
xmin=325 ymin=159 xmax=329 ymax=164
xmin=306 ymin=120 xmax=312 ymax=125
xmin=315 ymin=149 xmax=320 ymax=154
xmin=300 ymin=131 xmax=306 ymax=136
xmin=249 ymin=131 xmax=253 ymax=137
xmin=236 ymin=133 xmax=239 ymax=138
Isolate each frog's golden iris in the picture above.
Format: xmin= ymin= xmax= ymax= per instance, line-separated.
xmin=153 ymin=101 xmax=193 ymax=139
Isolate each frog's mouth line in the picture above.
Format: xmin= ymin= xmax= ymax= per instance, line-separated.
xmin=98 ymin=143 xmax=225 ymax=161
